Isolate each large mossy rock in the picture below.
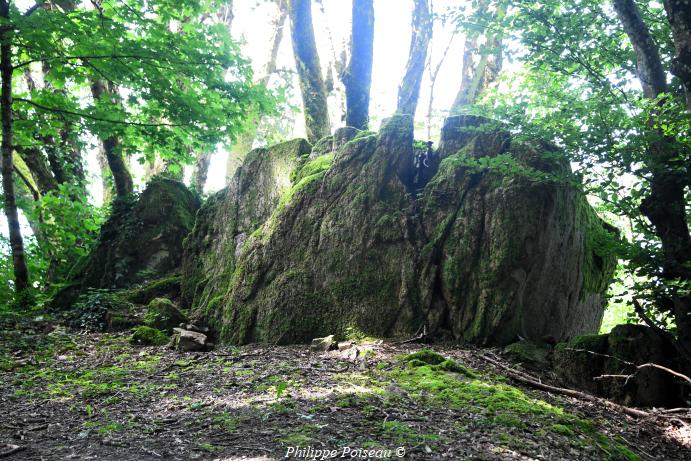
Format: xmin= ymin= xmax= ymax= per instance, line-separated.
xmin=554 ymin=324 xmax=684 ymax=407
xmin=181 ymin=139 xmax=312 ymax=308
xmin=54 ymin=178 xmax=200 ymax=308
xmin=183 ymin=115 xmax=616 ymax=346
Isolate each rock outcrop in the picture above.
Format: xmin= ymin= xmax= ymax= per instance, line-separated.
xmin=54 ymin=177 xmax=200 ymax=308
xmin=183 ymin=115 xmax=616 ymax=346
xmin=181 ymin=139 xmax=312 ymax=308
xmin=554 ymin=325 xmax=684 ymax=407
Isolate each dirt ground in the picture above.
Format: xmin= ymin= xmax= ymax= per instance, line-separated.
xmin=1 ymin=328 xmax=690 ymax=461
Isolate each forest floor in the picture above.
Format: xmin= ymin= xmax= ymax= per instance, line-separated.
xmin=1 ymin=318 xmax=690 ymax=461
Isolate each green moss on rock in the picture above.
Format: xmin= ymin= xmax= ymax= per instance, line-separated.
xmin=504 ymin=340 xmax=552 ymax=368
xmin=127 ymin=275 xmax=181 ymax=305
xmin=53 ymin=178 xmax=200 ymax=310
xmin=399 ymin=350 xmax=446 ymax=366
xmin=130 ymin=326 xmax=169 ymax=346
xmin=144 ymin=298 xmax=187 ymax=332
xmin=184 ymin=115 xmax=616 ymax=347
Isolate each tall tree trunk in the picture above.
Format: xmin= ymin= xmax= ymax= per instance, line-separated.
xmin=23 ymin=65 xmax=83 ymax=193
xmin=192 ymin=152 xmax=211 ymax=193
xmin=96 ymin=143 xmax=115 ymax=204
xmin=1 ymin=0 xmax=30 ymax=295
xmin=397 ymin=0 xmax=432 ymax=116
xmin=663 ymin=0 xmax=691 ymax=109
xmin=452 ymin=32 xmax=480 ymax=111
xmin=341 ymin=0 xmax=374 ymax=130
xmin=90 ymin=79 xmax=134 ymax=198
xmin=226 ymin=0 xmax=288 ymax=182
xmin=262 ymin=0 xmax=288 ymax=85
xmin=613 ymin=0 xmax=691 ymax=359
xmin=450 ymin=0 xmax=504 ymax=113
xmin=289 ymin=0 xmax=330 ymax=143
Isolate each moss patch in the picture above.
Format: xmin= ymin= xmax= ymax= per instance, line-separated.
xmin=129 ymin=326 xmax=169 ymax=347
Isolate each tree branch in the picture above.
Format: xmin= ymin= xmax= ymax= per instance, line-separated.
xmin=13 ymin=54 xmax=211 ymax=70
xmin=14 ymin=98 xmax=185 ymax=128
xmin=633 ymin=298 xmax=691 ymax=362
xmin=481 ymin=354 xmax=651 ymax=419
xmin=594 ymin=362 xmax=691 ymax=387
xmin=23 ymin=2 xmax=44 ymax=17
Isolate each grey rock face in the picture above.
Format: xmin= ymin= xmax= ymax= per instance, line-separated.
xmin=183 ymin=115 xmax=616 ymax=346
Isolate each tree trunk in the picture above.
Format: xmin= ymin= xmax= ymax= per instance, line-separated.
xmin=341 ymin=0 xmax=374 ymax=130
xmin=15 ymin=146 xmax=58 ymax=195
xmin=1 ymin=0 xmax=30 ymax=295
xmin=289 ymin=0 xmax=330 ymax=143
xmin=397 ymin=0 xmax=432 ymax=116
xmin=96 ymin=143 xmax=115 ymax=204
xmin=192 ymin=151 xmax=211 ymax=193
xmin=613 ymin=0 xmax=691 ymax=359
xmin=613 ymin=0 xmax=667 ymax=98
xmin=663 ymin=0 xmax=691 ymax=109
xmin=226 ymin=0 xmax=287 ymax=183
xmin=90 ymin=79 xmax=134 ymax=198
xmin=451 ymin=31 xmax=479 ymax=112
xmin=263 ymin=0 xmax=288 ymax=85
xmin=450 ymin=0 xmax=504 ymax=113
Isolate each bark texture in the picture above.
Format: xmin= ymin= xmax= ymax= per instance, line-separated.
xmin=192 ymin=151 xmax=212 ymax=193
xmin=1 ymin=0 xmax=30 ymax=294
xmin=289 ymin=0 xmax=330 ymax=143
xmin=342 ymin=0 xmax=374 ymax=130
xmin=183 ymin=116 xmax=616 ymax=346
xmin=663 ymin=0 xmax=691 ymax=109
xmin=15 ymin=146 xmax=58 ymax=195
xmin=397 ymin=0 xmax=432 ymax=116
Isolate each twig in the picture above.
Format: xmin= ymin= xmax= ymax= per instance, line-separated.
xmin=394 ymin=325 xmax=427 ymax=345
xmin=594 ymin=362 xmax=691 ymax=386
xmin=309 ymin=364 xmax=349 ymax=373
xmin=0 ymin=445 xmax=27 ymax=458
xmin=14 ymin=98 xmax=186 ymax=128
xmin=140 ymin=447 xmax=162 ymax=457
xmin=632 ymin=298 xmax=691 ymax=363
xmin=564 ymin=347 xmax=634 ymax=366
xmin=480 ymin=354 xmax=651 ymax=419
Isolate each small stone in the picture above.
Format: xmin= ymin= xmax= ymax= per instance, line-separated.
xmin=337 ymin=341 xmax=353 ymax=351
xmin=185 ymin=324 xmax=209 ymax=334
xmin=171 ymin=329 xmax=212 ymax=352
xmin=310 ymin=335 xmax=335 ymax=352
